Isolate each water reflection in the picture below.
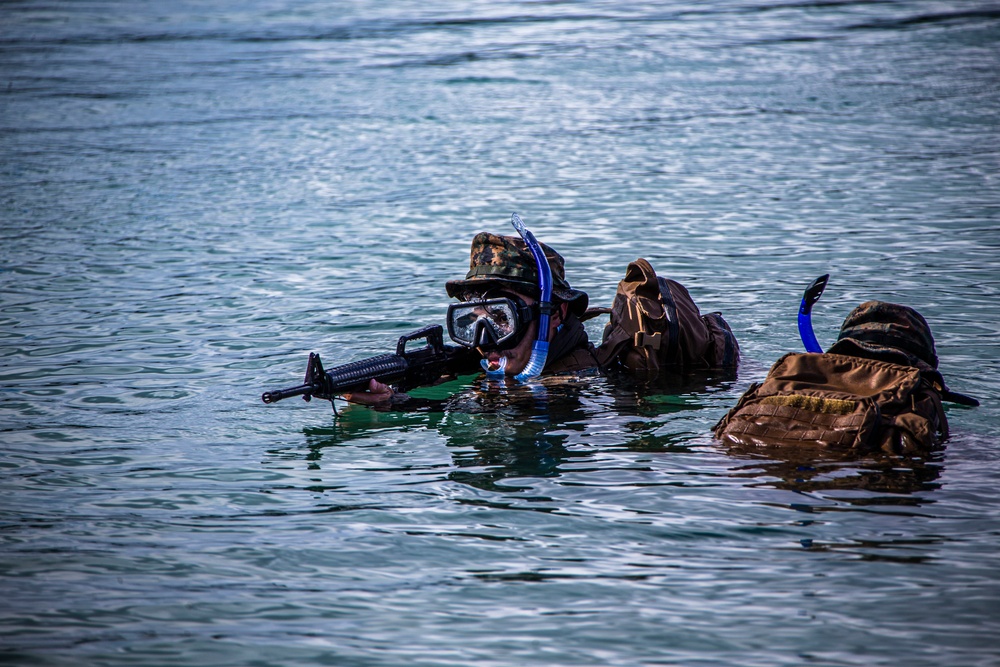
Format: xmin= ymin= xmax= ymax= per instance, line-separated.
xmin=296 ymin=368 xmax=945 ymax=507
xmin=725 ymin=443 xmax=944 ymax=504
xmin=298 ymin=371 xmax=723 ymax=491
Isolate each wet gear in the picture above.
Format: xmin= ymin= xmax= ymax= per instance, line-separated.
xmin=827 ymin=300 xmax=978 ymax=406
xmin=594 ymin=258 xmax=740 ymax=377
xmin=828 ymin=300 xmax=939 ymax=370
xmin=714 ymin=352 xmax=951 ymax=454
xmin=715 ymin=300 xmax=978 ymax=453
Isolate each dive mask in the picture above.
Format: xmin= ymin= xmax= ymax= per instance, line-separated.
xmin=446 ymin=294 xmax=537 ymax=351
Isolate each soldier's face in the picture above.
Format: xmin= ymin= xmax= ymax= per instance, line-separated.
xmin=481 ymin=318 xmax=538 ymax=375
xmin=478 ymin=291 xmax=562 ymax=376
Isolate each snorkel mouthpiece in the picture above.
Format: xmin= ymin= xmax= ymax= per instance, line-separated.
xmin=510 ymin=213 xmax=553 ymax=381
xmin=798 ymin=274 xmax=829 ymax=353
xmin=482 ymin=356 xmax=508 ymax=376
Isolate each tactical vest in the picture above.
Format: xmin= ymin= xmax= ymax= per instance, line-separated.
xmin=714 ymin=352 xmax=949 ymax=455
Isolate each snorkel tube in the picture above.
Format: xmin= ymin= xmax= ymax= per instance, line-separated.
xmin=798 ymin=274 xmax=829 ymax=353
xmin=510 ymin=213 xmax=553 ymax=381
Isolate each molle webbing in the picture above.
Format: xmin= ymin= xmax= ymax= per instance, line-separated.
xmin=714 ymin=352 xmax=948 ymax=454
xmin=759 ymin=394 xmax=856 ymax=415
xmin=722 ymin=397 xmax=870 ymax=448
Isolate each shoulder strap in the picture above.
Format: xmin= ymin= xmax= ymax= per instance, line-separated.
xmin=706 ymin=312 xmax=737 ymax=367
xmin=656 ymin=277 xmax=680 ymax=364
xmin=581 ymin=307 xmax=612 ymax=322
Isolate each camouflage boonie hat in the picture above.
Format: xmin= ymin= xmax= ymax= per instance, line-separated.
xmin=827 ymin=300 xmax=938 ymax=370
xmin=446 ymin=232 xmax=589 ymax=315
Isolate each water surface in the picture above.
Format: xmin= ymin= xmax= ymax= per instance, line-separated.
xmin=2 ymin=1 xmax=999 ymax=665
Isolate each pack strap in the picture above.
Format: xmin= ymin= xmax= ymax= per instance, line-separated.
xmin=581 ymin=306 xmax=612 ymax=322
xmin=941 ymin=388 xmax=979 ymax=407
xmin=707 ymin=312 xmax=737 ymax=367
xmin=656 ymin=277 xmax=680 ymax=363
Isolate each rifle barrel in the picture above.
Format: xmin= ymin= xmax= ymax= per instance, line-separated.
xmin=261 ymin=383 xmax=314 ymax=404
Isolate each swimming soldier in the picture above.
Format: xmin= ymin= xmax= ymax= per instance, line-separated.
xmin=342 ymin=216 xmax=599 ymax=406
xmin=339 ymin=214 xmax=740 ymax=409
xmin=715 ymin=291 xmax=979 ymax=455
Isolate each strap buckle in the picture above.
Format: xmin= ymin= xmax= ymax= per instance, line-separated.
xmin=634 ymin=331 xmax=662 ymax=350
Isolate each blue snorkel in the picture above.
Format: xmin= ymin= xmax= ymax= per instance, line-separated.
xmin=506 ymin=213 xmax=553 ymax=381
xmin=798 ymin=274 xmax=829 ymax=353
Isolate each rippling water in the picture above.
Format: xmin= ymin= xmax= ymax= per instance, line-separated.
xmin=2 ymin=1 xmax=999 ymax=665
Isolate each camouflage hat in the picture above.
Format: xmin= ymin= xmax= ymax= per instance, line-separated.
xmin=827 ymin=300 xmax=939 ymax=370
xmin=446 ymin=232 xmax=589 ymax=315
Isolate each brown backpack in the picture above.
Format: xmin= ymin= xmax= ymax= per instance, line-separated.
xmin=593 ymin=258 xmax=739 ymax=376
xmin=713 ymin=352 xmax=949 ymax=455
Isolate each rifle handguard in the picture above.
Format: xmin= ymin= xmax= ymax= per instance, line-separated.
xmin=312 ymin=354 xmax=409 ymax=399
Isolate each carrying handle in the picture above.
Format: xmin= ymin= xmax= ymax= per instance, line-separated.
xmin=396 ymin=325 xmax=445 ymax=356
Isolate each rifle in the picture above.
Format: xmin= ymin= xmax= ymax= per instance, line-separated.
xmin=261 ymin=325 xmax=479 ymax=406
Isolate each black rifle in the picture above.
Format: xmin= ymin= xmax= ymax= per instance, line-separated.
xmin=261 ymin=325 xmax=478 ymax=406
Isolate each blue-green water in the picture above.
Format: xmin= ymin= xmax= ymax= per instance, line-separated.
xmin=2 ymin=2 xmax=999 ymax=665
